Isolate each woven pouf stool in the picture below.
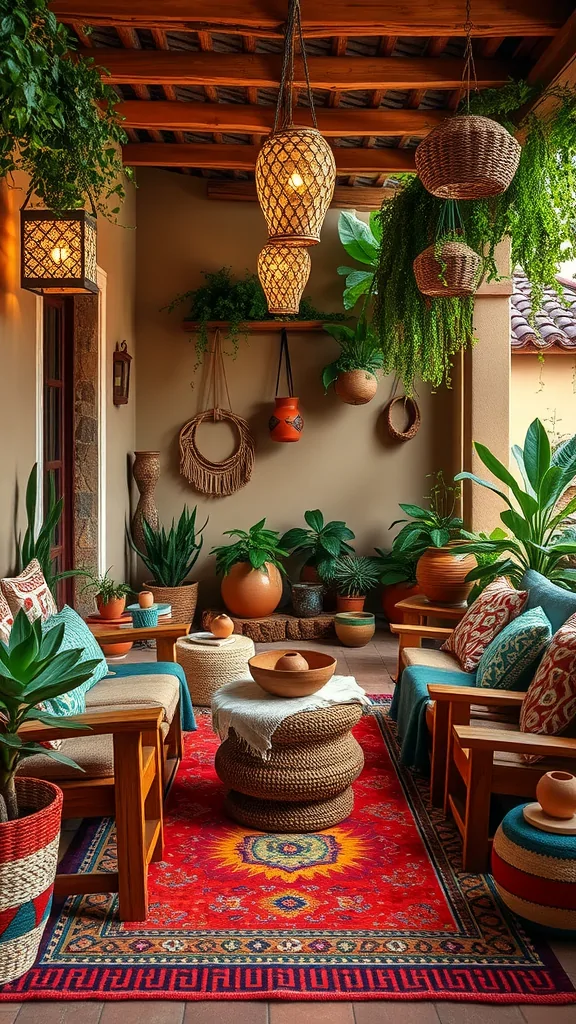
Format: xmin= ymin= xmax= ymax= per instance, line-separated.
xmin=492 ymin=804 xmax=576 ymax=936
xmin=176 ymin=635 xmax=255 ymax=706
xmin=215 ymin=703 xmax=364 ymax=832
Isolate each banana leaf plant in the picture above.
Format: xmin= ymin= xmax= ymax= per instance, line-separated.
xmin=455 ymin=418 xmax=576 ymax=590
xmin=336 ymin=210 xmax=380 ymax=310
xmin=0 ymin=611 xmax=99 ymax=821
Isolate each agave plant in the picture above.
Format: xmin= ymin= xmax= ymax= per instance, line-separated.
xmin=280 ymin=510 xmax=355 ymax=577
xmin=128 ymin=506 xmax=208 ymax=588
xmin=211 ymin=519 xmax=288 ymax=576
xmin=320 ymin=555 xmax=380 ymax=597
xmin=455 ymin=419 xmax=576 ymax=589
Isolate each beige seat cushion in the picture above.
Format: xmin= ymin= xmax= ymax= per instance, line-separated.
xmin=19 ymin=723 xmax=169 ymax=780
xmin=402 ymin=647 xmax=462 ymax=672
xmin=85 ymin=671 xmax=180 ymax=725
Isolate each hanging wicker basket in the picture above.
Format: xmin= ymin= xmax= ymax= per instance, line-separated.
xmin=413 ymin=241 xmax=481 ymax=298
xmin=415 ymin=115 xmax=521 ymax=200
xmin=256 ymin=127 xmax=336 ymax=246
xmin=258 ymin=244 xmax=311 ymax=314
xmin=335 ymin=369 xmax=378 ymax=406
xmin=385 ymin=395 xmax=421 ymax=442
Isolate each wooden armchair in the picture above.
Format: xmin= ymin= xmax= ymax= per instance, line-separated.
xmin=389 ymin=622 xmax=455 ymax=681
xmin=430 ymin=684 xmax=576 ymax=872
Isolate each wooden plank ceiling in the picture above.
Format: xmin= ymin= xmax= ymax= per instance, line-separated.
xmin=51 ymin=0 xmax=576 ymax=199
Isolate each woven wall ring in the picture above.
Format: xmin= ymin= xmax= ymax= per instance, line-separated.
xmin=385 ymin=396 xmax=421 ymax=442
xmin=179 ymin=408 xmax=255 ymax=496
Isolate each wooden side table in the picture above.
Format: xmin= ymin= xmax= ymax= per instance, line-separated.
xmin=392 ymin=595 xmax=467 ymax=681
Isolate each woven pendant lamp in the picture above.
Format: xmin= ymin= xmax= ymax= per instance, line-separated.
xmin=255 ymin=0 xmax=336 ymax=246
xmin=258 ymin=244 xmax=311 ymax=314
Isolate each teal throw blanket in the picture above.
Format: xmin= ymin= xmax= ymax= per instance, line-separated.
xmin=390 ymin=665 xmax=475 ymax=771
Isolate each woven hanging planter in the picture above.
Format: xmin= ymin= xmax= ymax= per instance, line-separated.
xmin=414 ymin=241 xmax=481 ymax=298
xmin=415 ymin=115 xmax=521 ymax=200
xmin=258 ymin=244 xmax=311 ymax=314
xmin=335 ymin=369 xmax=378 ymax=406
xmin=384 ymin=395 xmax=421 ymax=442
xmin=255 ymin=0 xmax=336 ymax=246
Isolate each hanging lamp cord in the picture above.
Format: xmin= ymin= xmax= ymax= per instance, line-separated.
xmin=275 ymin=328 xmax=295 ymax=397
xmin=273 ymin=0 xmax=318 ymax=133
xmin=461 ymin=0 xmax=479 ymax=114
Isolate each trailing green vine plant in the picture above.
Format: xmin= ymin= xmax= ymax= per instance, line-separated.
xmin=0 ymin=0 xmax=129 ymax=214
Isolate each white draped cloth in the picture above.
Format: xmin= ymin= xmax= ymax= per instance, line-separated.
xmin=211 ymin=674 xmax=370 ymax=758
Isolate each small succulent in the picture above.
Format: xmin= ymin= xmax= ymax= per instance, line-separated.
xmin=320 ymin=555 xmax=380 ymax=597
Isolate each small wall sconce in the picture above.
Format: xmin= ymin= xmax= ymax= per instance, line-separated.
xmin=113 ymin=341 xmax=132 ymax=406
xmin=20 ymin=208 xmax=98 ymax=294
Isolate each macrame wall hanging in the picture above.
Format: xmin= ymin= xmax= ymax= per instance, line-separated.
xmin=179 ymin=331 xmax=255 ymax=496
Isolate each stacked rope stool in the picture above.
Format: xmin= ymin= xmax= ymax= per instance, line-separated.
xmin=176 ymin=635 xmax=256 ymax=707
xmin=215 ymin=704 xmax=364 ymax=832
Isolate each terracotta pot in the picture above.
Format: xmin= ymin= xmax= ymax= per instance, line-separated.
xmin=138 ymin=590 xmax=154 ymax=609
xmin=269 ymin=397 xmax=304 ymax=442
xmin=335 ymin=370 xmax=378 ymax=406
xmin=300 ymin=563 xmax=321 ymax=584
xmin=210 ymin=613 xmax=235 ymax=639
xmin=416 ymin=546 xmax=476 ymax=604
xmin=275 ymin=651 xmax=309 ymax=672
xmin=85 ymin=614 xmax=133 ymax=659
xmin=97 ymin=595 xmax=127 ymax=620
xmin=381 ymin=582 xmax=421 ymax=623
xmin=144 ymin=580 xmax=198 ymax=623
xmin=536 ymin=771 xmax=576 ymax=820
xmin=335 ymin=612 xmax=376 ymax=648
xmin=221 ymin=562 xmax=283 ymax=619
xmin=336 ymin=594 xmax=366 ymax=613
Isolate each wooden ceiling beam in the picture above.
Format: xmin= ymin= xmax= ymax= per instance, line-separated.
xmin=82 ymin=50 xmax=516 ymax=90
xmin=50 ymin=1 xmax=570 ymax=38
xmin=516 ymin=9 xmax=576 ymax=126
xmin=115 ymin=100 xmax=449 ymax=135
xmin=206 ymin=181 xmax=393 ymax=209
xmin=122 ymin=141 xmax=417 ymax=173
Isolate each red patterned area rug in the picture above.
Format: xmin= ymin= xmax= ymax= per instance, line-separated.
xmin=1 ymin=701 xmax=575 ymax=1004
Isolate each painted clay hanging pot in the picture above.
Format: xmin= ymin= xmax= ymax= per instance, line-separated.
xmin=335 ymin=370 xmax=378 ymax=406
xmin=269 ymin=329 xmax=303 ymax=442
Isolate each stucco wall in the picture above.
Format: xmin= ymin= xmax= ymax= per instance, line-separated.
xmin=511 ymin=356 xmax=576 ymax=452
xmin=134 ymin=169 xmax=457 ymax=604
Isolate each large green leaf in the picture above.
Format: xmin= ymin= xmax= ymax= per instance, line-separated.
xmin=538 ymin=465 xmax=564 ymax=510
xmin=551 ymin=433 xmax=576 ymax=476
xmin=320 ymin=533 xmax=343 ymax=557
xmin=343 ymin=273 xmax=373 ymax=310
xmin=455 ymin=471 xmax=513 ymax=509
xmin=369 ymin=210 xmax=383 ymax=244
xmin=500 ymin=509 xmax=530 ymax=541
xmin=323 ymin=323 xmax=355 ymax=345
xmin=322 ymin=361 xmax=340 ymax=390
xmin=523 ymin=418 xmax=551 ymax=490
xmin=511 ymin=444 xmax=536 ymax=497
xmin=337 ymin=211 xmax=378 ymax=265
xmin=304 ymin=510 xmax=324 ymax=533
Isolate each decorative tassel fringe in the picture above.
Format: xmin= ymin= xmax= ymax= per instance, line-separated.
xmin=179 ymin=409 xmax=255 ymax=497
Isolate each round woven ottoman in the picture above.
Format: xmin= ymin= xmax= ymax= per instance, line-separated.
xmin=492 ymin=804 xmax=576 ymax=935
xmin=176 ymin=635 xmax=255 ymax=706
xmin=215 ymin=703 xmax=364 ymax=833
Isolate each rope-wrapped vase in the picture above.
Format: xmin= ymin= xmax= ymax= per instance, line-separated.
xmin=414 ymin=241 xmax=481 ymax=298
xmin=415 ymin=115 xmax=521 ymax=200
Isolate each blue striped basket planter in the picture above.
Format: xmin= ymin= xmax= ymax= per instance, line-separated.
xmin=0 ymin=778 xmax=62 ymax=984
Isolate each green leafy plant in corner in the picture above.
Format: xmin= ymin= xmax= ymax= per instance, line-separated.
xmin=337 ymin=210 xmax=380 ymax=309
xmin=455 ymin=418 xmax=576 ymax=590
xmin=128 ymin=507 xmax=208 ymax=588
xmin=211 ymin=519 xmax=288 ymax=577
xmin=0 ymin=610 xmax=99 ymax=821
xmin=0 ymin=0 xmax=129 ymax=214
xmin=319 ymin=555 xmax=380 ymax=597
xmin=322 ymin=317 xmax=384 ymax=392
xmin=460 ymin=527 xmax=508 ymax=603
xmin=280 ymin=510 xmax=355 ymax=577
xmin=389 ymin=471 xmax=464 ymax=555
xmin=17 ymin=464 xmax=82 ymax=598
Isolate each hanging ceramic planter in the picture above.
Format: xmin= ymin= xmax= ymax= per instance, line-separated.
xmin=258 ymin=244 xmax=310 ymax=314
xmin=269 ymin=329 xmax=303 ymax=442
xmin=335 ymin=369 xmax=378 ymax=406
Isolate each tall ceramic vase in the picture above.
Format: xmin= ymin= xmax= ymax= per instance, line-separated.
xmin=132 ymin=451 xmax=160 ymax=551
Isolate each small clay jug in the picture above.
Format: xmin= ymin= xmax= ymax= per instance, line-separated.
xmin=269 ymin=330 xmax=303 ymax=442
xmin=138 ymin=590 xmax=154 ymax=609
xmin=536 ymin=771 xmax=576 ymax=819
xmin=211 ymin=613 xmax=234 ymax=639
xmin=275 ymin=651 xmax=309 ymax=672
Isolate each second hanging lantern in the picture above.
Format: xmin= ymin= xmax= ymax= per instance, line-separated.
xmin=258 ymin=244 xmax=310 ymax=315
xmin=255 ymin=0 xmax=336 ymax=247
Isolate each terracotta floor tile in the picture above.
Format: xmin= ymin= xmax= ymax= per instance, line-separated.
xmin=0 ymin=1007 xmax=22 ymax=1024
xmin=100 ymin=1001 xmax=184 ymax=1024
xmin=184 ymin=1001 xmax=267 ymax=1023
xmin=521 ymin=1005 xmax=576 ymax=1023
xmin=270 ymin=1002 xmax=354 ymax=1024
xmin=354 ymin=1002 xmax=440 ymax=1023
xmin=435 ymin=1003 xmax=524 ymax=1024
xmin=16 ymin=1002 xmax=104 ymax=1023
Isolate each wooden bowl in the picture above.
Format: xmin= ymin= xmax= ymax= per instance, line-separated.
xmin=248 ymin=649 xmax=337 ymax=697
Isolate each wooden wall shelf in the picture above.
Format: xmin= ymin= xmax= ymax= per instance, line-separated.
xmin=181 ymin=320 xmax=328 ymax=333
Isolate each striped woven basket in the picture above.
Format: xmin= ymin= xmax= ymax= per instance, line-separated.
xmin=0 ymin=778 xmax=62 ymax=984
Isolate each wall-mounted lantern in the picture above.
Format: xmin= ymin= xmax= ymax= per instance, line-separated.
xmin=20 ymin=209 xmax=98 ymax=294
xmin=113 ymin=341 xmax=132 ymax=406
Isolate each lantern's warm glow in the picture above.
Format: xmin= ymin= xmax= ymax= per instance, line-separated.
xmin=256 ymin=127 xmax=336 ymax=246
xmin=258 ymin=244 xmax=311 ymax=315
xmin=288 ymin=172 xmax=304 ymax=189
xmin=20 ymin=209 xmax=98 ymax=293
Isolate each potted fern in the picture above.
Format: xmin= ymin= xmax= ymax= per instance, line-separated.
xmin=0 ymin=611 xmax=99 ymax=983
xmin=77 ymin=568 xmax=132 ymax=620
xmin=128 ymin=506 xmax=208 ymax=623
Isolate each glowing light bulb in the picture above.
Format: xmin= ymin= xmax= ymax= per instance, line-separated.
xmin=50 ymin=245 xmax=70 ymax=265
xmin=288 ymin=171 xmax=304 ymax=189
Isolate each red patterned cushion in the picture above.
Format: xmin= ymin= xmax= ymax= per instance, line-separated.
xmin=0 ymin=590 xmax=13 ymax=645
xmin=520 ymin=612 xmax=576 ymax=763
xmin=441 ymin=577 xmax=528 ymax=672
xmin=1 ymin=559 xmax=57 ymax=624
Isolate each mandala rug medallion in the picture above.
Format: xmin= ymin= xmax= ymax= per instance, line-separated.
xmin=1 ymin=702 xmax=575 ymax=1003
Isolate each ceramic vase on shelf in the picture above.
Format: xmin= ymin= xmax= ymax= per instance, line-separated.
xmin=131 ymin=451 xmax=160 ymax=552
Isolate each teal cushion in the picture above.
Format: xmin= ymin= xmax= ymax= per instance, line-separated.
xmin=476 ymin=606 xmax=552 ymax=690
xmin=522 ymin=569 xmax=576 ymax=634
xmin=40 ymin=605 xmax=108 ymax=716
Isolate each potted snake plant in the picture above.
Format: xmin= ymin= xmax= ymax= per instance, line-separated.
xmin=128 ymin=506 xmax=208 ymax=623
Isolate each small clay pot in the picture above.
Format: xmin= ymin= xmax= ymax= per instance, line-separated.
xmin=335 ymin=612 xmax=376 ymax=648
xmin=291 ymin=583 xmax=324 ymax=618
xmin=336 ymin=594 xmax=366 ymax=613
xmin=269 ymin=397 xmax=304 ymax=442
xmin=97 ymin=595 xmax=127 ymax=620
xmin=138 ymin=590 xmax=154 ymax=609
xmin=211 ymin=613 xmax=235 ymax=639
xmin=536 ymin=771 xmax=576 ymax=820
xmin=275 ymin=651 xmax=309 ymax=672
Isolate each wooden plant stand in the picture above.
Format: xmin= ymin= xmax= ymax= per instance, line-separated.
xmin=201 ymin=609 xmax=335 ymax=644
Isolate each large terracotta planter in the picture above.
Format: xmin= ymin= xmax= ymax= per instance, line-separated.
xmin=144 ymin=580 xmax=198 ymax=623
xmin=336 ymin=594 xmax=366 ymax=613
xmin=96 ymin=595 xmax=127 ymax=621
xmin=381 ymin=582 xmax=421 ymax=623
xmin=300 ymin=563 xmax=321 ymax=584
xmin=269 ymin=397 xmax=303 ymax=442
xmin=335 ymin=370 xmax=378 ymax=406
xmin=221 ymin=562 xmax=283 ymax=618
xmin=416 ymin=546 xmax=476 ymax=605
xmin=0 ymin=778 xmax=62 ymax=984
